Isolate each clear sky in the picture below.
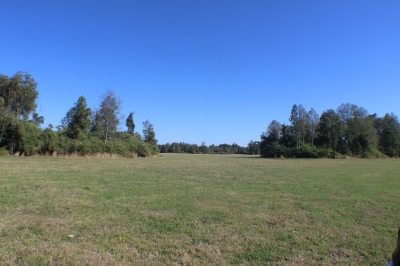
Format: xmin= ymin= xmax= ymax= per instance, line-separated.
xmin=1 ymin=0 xmax=399 ymax=146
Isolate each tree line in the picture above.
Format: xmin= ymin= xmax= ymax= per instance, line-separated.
xmin=0 ymin=71 xmax=159 ymax=157
xmin=158 ymin=142 xmax=255 ymax=154
xmin=261 ymin=104 xmax=400 ymax=158
xmin=1 ymin=72 xmax=398 ymax=159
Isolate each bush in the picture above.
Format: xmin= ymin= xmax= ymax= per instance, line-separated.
xmin=317 ymin=147 xmax=331 ymax=158
xmin=295 ymin=144 xmax=318 ymax=158
xmin=0 ymin=147 xmax=9 ymax=156
xmin=261 ymin=142 xmax=287 ymax=158
xmin=137 ymin=142 xmax=152 ymax=157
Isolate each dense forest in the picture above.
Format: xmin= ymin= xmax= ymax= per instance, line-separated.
xmin=260 ymin=104 xmax=400 ymax=158
xmin=0 ymin=72 xmax=159 ymax=157
xmin=1 ymin=71 xmax=399 ymax=158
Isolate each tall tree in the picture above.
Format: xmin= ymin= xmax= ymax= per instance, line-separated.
xmin=0 ymin=72 xmax=39 ymax=154
xmin=308 ymin=108 xmax=319 ymax=146
xmin=337 ymin=103 xmax=377 ymax=155
xmin=0 ymin=72 xmax=39 ymax=119
xmin=267 ymin=120 xmax=281 ymax=142
xmin=99 ymin=89 xmax=121 ymax=145
xmin=377 ymin=113 xmax=400 ymax=157
xmin=289 ymin=104 xmax=307 ymax=148
xmin=142 ymin=120 xmax=157 ymax=145
xmin=65 ymin=96 xmax=92 ymax=139
xmin=320 ymin=109 xmax=342 ymax=158
xmin=381 ymin=127 xmax=399 ymax=157
xmin=90 ymin=110 xmax=103 ymax=133
xmin=126 ymin=112 xmax=135 ymax=135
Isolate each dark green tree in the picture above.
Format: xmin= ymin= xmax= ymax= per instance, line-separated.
xmin=65 ymin=96 xmax=92 ymax=139
xmin=260 ymin=120 xmax=282 ymax=156
xmin=0 ymin=72 xmax=39 ymax=154
xmin=381 ymin=128 xmax=399 ymax=157
xmin=320 ymin=109 xmax=342 ymax=159
xmin=0 ymin=72 xmax=39 ymax=119
xmin=126 ymin=112 xmax=135 ymax=135
xmin=90 ymin=110 xmax=103 ymax=133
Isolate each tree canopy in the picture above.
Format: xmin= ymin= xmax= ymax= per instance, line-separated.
xmin=0 ymin=72 xmax=159 ymax=157
xmin=260 ymin=104 xmax=400 ymax=158
xmin=1 ymin=71 xmax=399 ymax=159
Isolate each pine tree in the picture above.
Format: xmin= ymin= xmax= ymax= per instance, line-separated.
xmin=65 ymin=96 xmax=92 ymax=139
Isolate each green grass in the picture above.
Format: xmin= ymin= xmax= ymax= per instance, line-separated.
xmin=0 ymin=154 xmax=399 ymax=265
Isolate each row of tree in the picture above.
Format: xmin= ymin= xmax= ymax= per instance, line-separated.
xmin=2 ymin=72 xmax=398 ymax=159
xmin=158 ymin=142 xmax=252 ymax=154
xmin=0 ymin=72 xmax=159 ymax=157
xmin=261 ymin=104 xmax=400 ymax=158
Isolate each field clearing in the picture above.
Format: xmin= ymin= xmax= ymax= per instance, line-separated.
xmin=0 ymin=154 xmax=399 ymax=265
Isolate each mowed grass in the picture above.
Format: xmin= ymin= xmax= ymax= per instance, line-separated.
xmin=0 ymin=154 xmax=399 ymax=265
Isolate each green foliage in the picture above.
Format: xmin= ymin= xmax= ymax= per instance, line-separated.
xmin=380 ymin=128 xmax=399 ymax=157
xmin=260 ymin=103 xmax=398 ymax=159
xmin=126 ymin=112 xmax=135 ymax=135
xmin=137 ymin=142 xmax=152 ymax=157
xmin=16 ymin=120 xmax=42 ymax=155
xmin=65 ymin=96 xmax=92 ymax=139
xmin=3 ymin=70 xmax=399 ymax=160
xmin=40 ymin=127 xmax=58 ymax=154
xmin=294 ymin=144 xmax=319 ymax=158
xmin=99 ymin=90 xmax=121 ymax=144
xmin=143 ymin=120 xmax=157 ymax=145
xmin=159 ymin=142 xmax=248 ymax=154
xmin=90 ymin=111 xmax=103 ymax=133
xmin=320 ymin=109 xmax=342 ymax=158
xmin=0 ymin=72 xmax=39 ymax=119
xmin=261 ymin=141 xmax=287 ymax=158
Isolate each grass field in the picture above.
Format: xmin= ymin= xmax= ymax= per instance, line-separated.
xmin=0 ymin=154 xmax=399 ymax=265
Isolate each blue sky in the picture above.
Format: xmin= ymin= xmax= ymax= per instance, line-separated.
xmin=1 ymin=1 xmax=399 ymax=146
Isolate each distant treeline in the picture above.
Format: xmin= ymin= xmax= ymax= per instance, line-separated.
xmin=2 ymin=72 xmax=399 ymax=159
xmin=0 ymin=72 xmax=159 ymax=157
xmin=261 ymin=104 xmax=400 ymax=158
xmin=158 ymin=142 xmax=260 ymax=154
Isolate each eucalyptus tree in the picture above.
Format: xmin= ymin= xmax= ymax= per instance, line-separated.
xmin=0 ymin=72 xmax=39 ymax=119
xmin=0 ymin=72 xmax=39 ymax=154
xmin=99 ymin=90 xmax=122 ymax=145
xmin=289 ymin=104 xmax=307 ymax=148
xmin=308 ymin=108 xmax=319 ymax=146
xmin=142 ymin=120 xmax=157 ymax=145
